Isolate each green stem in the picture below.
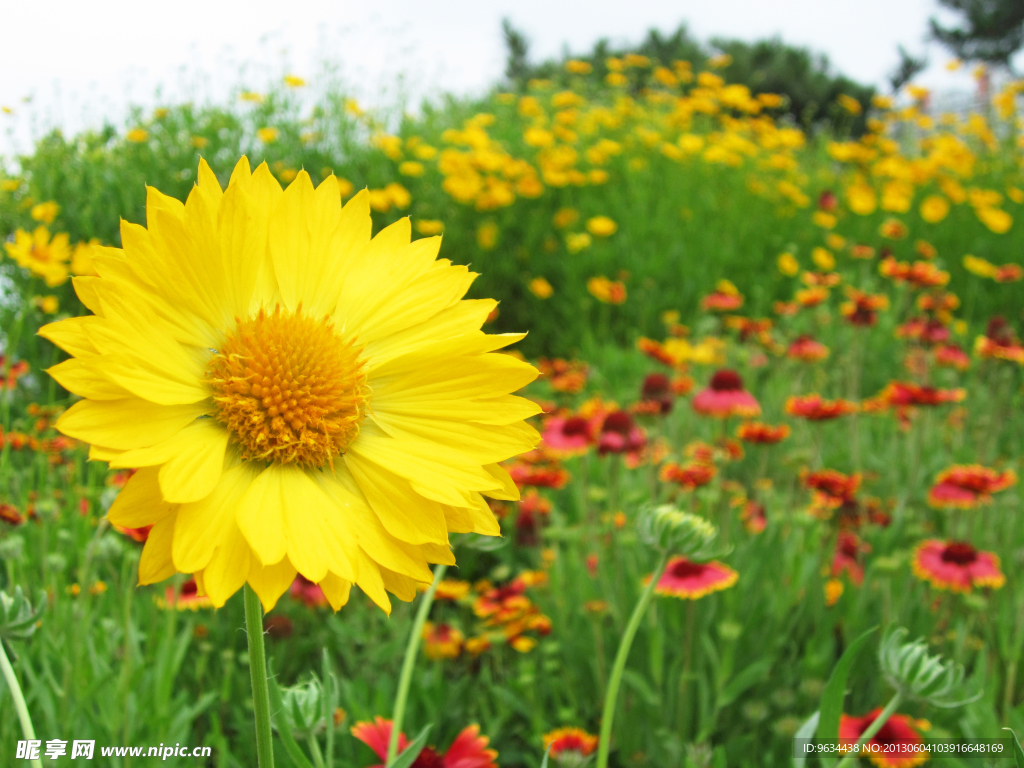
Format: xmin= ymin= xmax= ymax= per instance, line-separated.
xmin=386 ymin=563 xmax=448 ymax=766
xmin=596 ymin=551 xmax=670 ymax=768
xmin=834 ymin=692 xmax=903 ymax=768
xmin=0 ymin=638 xmax=44 ymax=768
xmin=244 ymin=584 xmax=275 ymax=768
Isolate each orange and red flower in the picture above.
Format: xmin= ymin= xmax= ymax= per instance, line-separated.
xmin=838 ymin=709 xmax=928 ymax=768
xmin=912 ymin=540 xmax=1005 ymax=592
xmin=927 ymin=464 xmax=1017 ymax=508
xmin=974 ymin=317 xmax=1024 ymax=364
xmin=805 ymin=469 xmax=862 ymax=508
xmin=516 ymin=489 xmax=551 ymax=545
xmin=787 ymin=335 xmax=829 ymax=362
xmin=659 ymin=461 xmax=717 ymax=490
xmin=880 ymin=256 xmax=949 ymax=288
xmin=542 ymin=728 xmax=598 ymax=764
xmin=597 ymin=410 xmax=646 ymax=456
xmin=352 ymin=718 xmax=498 ymax=768
xmin=654 ymin=556 xmax=738 ymax=599
xmin=934 ymin=344 xmax=970 ymax=370
xmin=896 ymin=317 xmax=950 ymax=345
xmin=832 ymin=531 xmax=870 ymax=586
xmin=692 ymin=370 xmax=760 ymax=418
xmin=162 ymin=578 xmax=214 ymax=611
xmin=786 ymin=394 xmax=858 ymax=421
xmin=541 ymin=415 xmax=596 ymax=456
xmin=866 ymin=381 xmax=965 ymax=410
xmin=841 ymin=289 xmax=889 ymax=326
xmin=736 ymin=421 xmax=790 ymax=444
xmin=0 ymin=503 xmax=25 ymax=526
xmin=537 ymin=358 xmax=589 ymax=394
xmin=740 ymin=501 xmax=767 ymax=533
xmin=636 ymin=372 xmax=675 ymax=415
xmin=423 ymin=622 xmax=465 ymax=660
xmin=290 ymin=575 xmax=329 ymax=608
xmin=700 ymin=281 xmax=743 ymax=312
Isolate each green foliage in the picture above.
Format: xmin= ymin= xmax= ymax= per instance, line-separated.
xmin=930 ymin=0 xmax=1024 ymax=68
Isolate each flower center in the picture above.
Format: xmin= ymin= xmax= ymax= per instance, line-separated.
xmin=709 ymin=369 xmax=743 ymax=391
xmin=207 ymin=306 xmax=368 ymax=467
xmin=669 ymin=558 xmax=706 ymax=579
xmin=561 ymin=416 xmax=590 ymax=437
xmin=941 ymin=541 xmax=978 ymax=565
xmin=602 ymin=410 xmax=634 ymax=435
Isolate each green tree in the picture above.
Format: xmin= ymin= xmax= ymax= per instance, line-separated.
xmin=930 ymin=0 xmax=1024 ymax=70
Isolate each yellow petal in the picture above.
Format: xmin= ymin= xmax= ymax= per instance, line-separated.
xmin=47 ymin=358 xmax=135 ymax=401
xmin=38 ymin=317 xmax=98 ymax=357
xmin=107 ymin=467 xmax=175 ymax=528
xmin=235 ymin=466 xmax=289 ymax=567
xmin=57 ymin=398 xmax=206 ymax=451
xmin=157 ymin=420 xmax=229 ymax=503
xmin=247 ymin=556 xmax=298 ymax=612
xmin=318 ymin=572 xmax=352 ymax=611
xmin=202 ymin=523 xmax=251 ymax=607
xmin=173 ymin=464 xmax=256 ymax=573
xmin=277 ymin=466 xmax=356 ymax=582
xmin=138 ymin=515 xmax=177 ymax=585
xmin=353 ymin=549 xmax=390 ymax=614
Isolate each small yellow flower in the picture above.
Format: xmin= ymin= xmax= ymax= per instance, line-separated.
xmin=240 ymin=91 xmax=264 ymax=103
xmin=398 ymin=161 xmax=425 ymax=177
xmin=566 ymin=232 xmax=592 ymax=253
xmin=1008 ymin=187 xmax=1024 ymax=204
xmin=4 ymin=226 xmax=72 ymax=286
xmin=31 ymin=201 xmax=59 ymax=224
xmin=414 ymin=219 xmax=444 ymax=236
xmin=963 ymin=254 xmax=997 ymax=278
xmin=565 ymin=60 xmax=592 ymax=75
xmin=284 ymin=75 xmax=306 ymax=88
xmin=552 ymin=208 xmax=579 ymax=229
xmin=66 ymin=584 xmax=81 ymax=596
xmin=529 ymin=277 xmax=553 ymax=299
xmin=837 ymin=94 xmax=862 ymax=115
xmin=824 ymin=579 xmax=843 ymax=607
xmin=661 ymin=310 xmax=681 ymax=324
xmin=1 ymin=179 xmax=20 ymax=192
xmin=826 ymin=234 xmax=846 ymax=250
xmin=477 ymin=221 xmax=499 ymax=250
xmin=606 ymin=72 xmax=628 ymax=87
xmin=337 ymin=178 xmax=354 ymax=199
xmin=586 ymin=216 xmax=618 ymax=237
xmin=812 ymin=211 xmax=836 ymax=229
xmin=510 ymin=636 xmax=537 ymax=653
xmin=190 ymin=136 xmax=209 ymax=149
xmin=34 ymin=295 xmax=59 ymax=314
xmin=257 ymin=127 xmax=279 ymax=143
xmin=976 ymin=207 xmax=1012 ymax=234
xmin=126 ymin=128 xmax=149 ymax=143
xmin=153 ymin=108 xmax=169 ymax=119
xmin=946 ymin=59 xmax=962 ymax=71
xmin=920 ymin=195 xmax=950 ymax=223
xmin=846 ymin=183 xmax=877 ymax=215
xmin=89 ymin=580 xmax=107 ymax=595
xmin=812 ymin=247 xmax=835 ymax=271
xmin=384 ymin=182 xmax=411 ymax=209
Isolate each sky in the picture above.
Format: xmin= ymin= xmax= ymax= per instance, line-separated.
xmin=0 ymin=0 xmax=1006 ymax=158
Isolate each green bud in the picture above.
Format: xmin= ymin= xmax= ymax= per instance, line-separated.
xmin=638 ymin=504 xmax=719 ymax=558
xmin=879 ymin=627 xmax=980 ymax=708
xmin=0 ymin=586 xmax=44 ymax=641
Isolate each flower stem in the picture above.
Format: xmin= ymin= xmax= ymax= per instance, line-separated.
xmin=244 ymin=584 xmax=275 ymax=768
xmin=596 ymin=551 xmax=670 ymax=768
xmin=0 ymin=638 xmax=43 ymax=768
xmin=834 ymin=692 xmax=902 ymax=768
xmin=387 ymin=563 xmax=448 ymax=766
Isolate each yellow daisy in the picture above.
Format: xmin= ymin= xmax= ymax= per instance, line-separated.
xmin=44 ymin=157 xmax=539 ymax=613
xmin=4 ymin=226 xmax=72 ymax=287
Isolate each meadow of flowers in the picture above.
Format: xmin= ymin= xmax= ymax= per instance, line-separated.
xmin=0 ymin=51 xmax=1023 ymax=768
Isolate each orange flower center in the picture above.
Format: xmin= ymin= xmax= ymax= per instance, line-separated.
xmin=207 ymin=306 xmax=368 ymax=467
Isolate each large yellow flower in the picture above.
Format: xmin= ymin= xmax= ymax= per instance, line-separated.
xmin=44 ymin=158 xmax=539 ymax=613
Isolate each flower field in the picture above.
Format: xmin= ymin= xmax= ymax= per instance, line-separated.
xmin=1 ymin=53 xmax=1023 ymax=767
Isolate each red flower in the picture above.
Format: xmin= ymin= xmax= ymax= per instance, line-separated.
xmin=597 ymin=411 xmax=645 ymax=456
xmin=786 ymin=394 xmax=858 ymax=421
xmin=896 ymin=317 xmax=950 ymax=345
xmin=352 ymin=718 xmax=498 ymax=768
xmin=912 ymin=540 xmax=1005 ymax=592
xmin=993 ymin=263 xmax=1022 ymax=283
xmin=541 ymin=415 xmax=595 ymax=456
xmin=818 ymin=189 xmax=838 ymax=212
xmin=841 ymin=288 xmax=889 ymax=326
xmin=805 ymin=469 xmax=861 ymax=507
xmin=692 ymin=370 xmax=760 ymax=418
xmin=162 ymin=578 xmax=214 ymax=611
xmin=290 ymin=575 xmax=329 ymax=608
xmin=654 ymin=556 xmax=738 ymax=599
xmin=831 ymin=531 xmax=869 ymax=586
xmin=740 ymin=501 xmax=767 ymax=533
xmin=0 ymin=503 xmax=25 ymax=526
xmin=736 ymin=422 xmax=790 ymax=444
xmin=787 ymin=335 xmax=829 ymax=362
xmin=975 ymin=317 xmax=1024 ymax=363
xmin=515 ymin=489 xmax=551 ymax=546
xmin=637 ymin=373 xmax=674 ymax=414
xmin=637 ymin=337 xmax=676 ymax=367
xmin=537 ymin=358 xmax=589 ymax=394
xmin=866 ymin=381 xmax=965 ymax=410
xmin=543 ymin=728 xmax=598 ymax=762
xmin=880 ymin=256 xmax=949 ymax=288
xmin=934 ymin=344 xmax=970 ymax=370
xmin=838 ymin=709 xmax=928 ymax=767
xmin=700 ymin=286 xmax=744 ymax=312
xmin=927 ymin=464 xmax=1016 ymax=509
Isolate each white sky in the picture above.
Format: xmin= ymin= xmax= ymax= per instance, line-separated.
xmin=0 ymin=0 xmax=1010 ymax=158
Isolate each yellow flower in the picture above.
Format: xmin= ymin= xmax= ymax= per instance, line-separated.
xmin=826 ymin=234 xmax=846 ymax=250
xmin=126 ymin=129 xmax=149 ymax=143
xmin=825 ymin=579 xmax=844 ymax=607
xmin=565 ymin=60 xmax=592 ymax=75
xmin=71 ymin=238 xmax=101 ymax=276
xmin=529 ymin=277 xmax=553 ymax=299
xmin=552 ymin=208 xmax=579 ymax=229
xmin=337 ymin=178 xmax=354 ymax=199
xmin=812 ymin=211 xmax=836 ymax=229
xmin=398 ymin=161 xmax=425 ymax=177
xmin=606 ymin=72 xmax=628 ymax=87
xmin=524 ymin=127 xmax=555 ymax=148
xmin=414 ymin=220 xmax=444 ymax=236
xmin=191 ymin=136 xmax=209 ymax=149
xmin=565 ymin=233 xmax=592 ymax=253
xmin=477 ymin=221 xmax=499 ymax=250
xmin=1008 ymin=187 xmax=1024 ymax=204
xmin=879 ymin=218 xmax=908 ymax=239
xmin=31 ymin=201 xmax=60 ymax=224
xmin=811 ymin=247 xmax=835 ymax=271
xmin=385 ymin=183 xmax=411 ymax=210
xmin=257 ymin=127 xmax=279 ymax=144
xmin=777 ymin=253 xmax=799 ymax=277
xmin=1 ymin=179 xmax=19 ymax=192
xmin=240 ymin=91 xmax=264 ymax=103
xmin=4 ymin=226 xmax=71 ymax=286
xmin=284 ymin=75 xmax=306 ymax=88
xmin=45 ymin=158 xmax=539 ymax=612
xmin=586 ymin=216 xmax=617 ymax=237
xmin=976 ymin=207 xmax=1012 ymax=234
xmin=846 ymin=183 xmax=877 ymax=215
xmin=946 ymin=59 xmax=962 ymax=71
xmin=836 ymin=94 xmax=862 ymax=115
xmin=34 ymin=295 xmax=59 ymax=314
xmin=920 ymin=195 xmax=950 ymax=223
xmin=510 ymin=636 xmax=537 ymax=653
xmin=963 ymin=254 xmax=997 ymax=278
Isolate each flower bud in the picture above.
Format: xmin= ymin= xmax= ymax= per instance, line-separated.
xmin=639 ymin=504 xmax=719 ymax=558
xmin=879 ymin=628 xmax=980 ymax=708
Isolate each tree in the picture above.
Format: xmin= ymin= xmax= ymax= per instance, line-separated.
xmin=889 ymin=45 xmax=928 ymax=92
xmin=930 ymin=0 xmax=1024 ymax=70
xmin=502 ymin=19 xmax=532 ymax=88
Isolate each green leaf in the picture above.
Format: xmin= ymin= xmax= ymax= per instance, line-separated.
xmin=621 ymin=669 xmax=660 ymax=706
xmin=540 ymin=744 xmax=552 ymax=768
xmin=718 ymin=658 xmax=772 ymax=708
xmin=389 ymin=724 xmax=432 ymax=768
xmin=1003 ymin=729 xmax=1024 ymax=768
xmin=817 ymin=626 xmax=877 ymax=768
xmin=793 ymin=711 xmax=819 ymax=768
